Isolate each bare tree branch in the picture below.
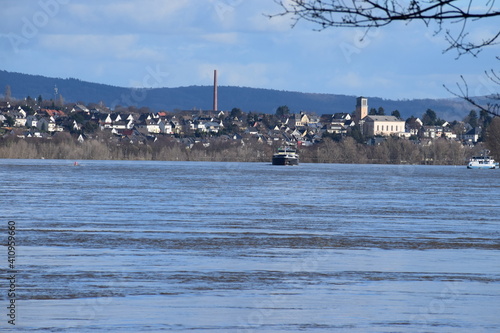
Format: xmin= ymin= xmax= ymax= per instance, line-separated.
xmin=444 ymin=75 xmax=500 ymax=117
xmin=271 ymin=0 xmax=500 ymax=56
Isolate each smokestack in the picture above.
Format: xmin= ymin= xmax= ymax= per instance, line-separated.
xmin=213 ymin=69 xmax=218 ymax=111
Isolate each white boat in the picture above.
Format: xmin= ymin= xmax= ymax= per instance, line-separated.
xmin=272 ymin=146 xmax=299 ymax=165
xmin=467 ymin=150 xmax=499 ymax=169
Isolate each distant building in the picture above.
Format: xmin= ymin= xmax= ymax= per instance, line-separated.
xmin=71 ymin=104 xmax=90 ymax=113
xmin=363 ymin=115 xmax=405 ymax=137
xmin=405 ymin=117 xmax=423 ymax=136
xmin=463 ymin=127 xmax=481 ymax=143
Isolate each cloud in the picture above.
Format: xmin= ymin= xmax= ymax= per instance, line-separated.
xmin=201 ymin=32 xmax=240 ymax=45
xmin=104 ymin=1 xmax=191 ymax=24
xmin=67 ymin=0 xmax=190 ymax=25
xmin=38 ymin=34 xmax=164 ymax=61
xmin=39 ymin=34 xmax=135 ymax=54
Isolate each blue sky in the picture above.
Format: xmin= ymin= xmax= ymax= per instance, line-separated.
xmin=0 ymin=0 xmax=498 ymax=100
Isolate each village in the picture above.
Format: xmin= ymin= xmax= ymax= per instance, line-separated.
xmin=0 ymin=95 xmax=487 ymax=150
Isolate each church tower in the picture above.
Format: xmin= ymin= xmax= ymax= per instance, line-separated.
xmin=355 ymin=97 xmax=368 ymax=120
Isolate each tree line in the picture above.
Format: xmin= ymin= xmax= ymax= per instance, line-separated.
xmin=1 ymin=129 xmax=494 ymax=165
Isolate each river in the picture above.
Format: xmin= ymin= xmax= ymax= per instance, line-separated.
xmin=1 ymin=159 xmax=499 ymax=332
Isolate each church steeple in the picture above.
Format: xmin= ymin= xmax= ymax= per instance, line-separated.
xmin=355 ymin=96 xmax=368 ymax=120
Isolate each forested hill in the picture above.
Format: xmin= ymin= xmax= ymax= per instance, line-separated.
xmin=0 ymin=70 xmax=476 ymax=120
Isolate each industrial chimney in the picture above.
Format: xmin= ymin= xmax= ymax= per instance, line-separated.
xmin=213 ymin=69 xmax=218 ymax=111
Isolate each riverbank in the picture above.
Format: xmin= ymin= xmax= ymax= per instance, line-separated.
xmin=0 ymin=136 xmax=483 ymax=165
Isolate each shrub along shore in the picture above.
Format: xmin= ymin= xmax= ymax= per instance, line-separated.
xmin=0 ymin=135 xmax=482 ymax=165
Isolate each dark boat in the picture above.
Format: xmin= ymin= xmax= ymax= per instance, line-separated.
xmin=272 ymin=146 xmax=299 ymax=165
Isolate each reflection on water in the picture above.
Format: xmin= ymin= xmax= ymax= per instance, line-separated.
xmin=1 ymin=159 xmax=499 ymax=332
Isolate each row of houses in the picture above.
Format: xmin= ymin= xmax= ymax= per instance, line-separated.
xmin=99 ymin=111 xmax=226 ymax=135
xmin=0 ymin=104 xmax=225 ymax=134
xmin=0 ymin=99 xmax=482 ymax=146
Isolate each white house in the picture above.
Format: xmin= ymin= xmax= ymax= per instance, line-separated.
xmin=8 ymin=109 xmax=27 ymax=127
xmin=37 ymin=117 xmax=63 ymax=132
xmin=145 ymin=118 xmax=161 ymax=134
xmin=463 ymin=127 xmax=481 ymax=143
xmin=204 ymin=121 xmax=222 ymax=133
xmin=160 ymin=121 xmax=173 ymax=134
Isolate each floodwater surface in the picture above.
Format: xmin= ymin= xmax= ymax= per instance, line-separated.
xmin=1 ymin=159 xmax=499 ymax=332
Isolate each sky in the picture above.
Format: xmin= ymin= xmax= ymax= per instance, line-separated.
xmin=0 ymin=0 xmax=498 ymax=100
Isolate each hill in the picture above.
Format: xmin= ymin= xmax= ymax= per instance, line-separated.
xmin=0 ymin=70 xmax=477 ymax=120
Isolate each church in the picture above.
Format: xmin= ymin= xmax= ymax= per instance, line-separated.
xmin=355 ymin=97 xmax=405 ymax=137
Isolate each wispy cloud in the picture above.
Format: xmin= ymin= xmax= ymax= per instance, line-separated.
xmin=201 ymin=32 xmax=240 ymax=45
xmin=67 ymin=1 xmax=191 ymax=28
xmin=40 ymin=34 xmax=131 ymax=56
xmin=38 ymin=33 xmax=165 ymax=63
